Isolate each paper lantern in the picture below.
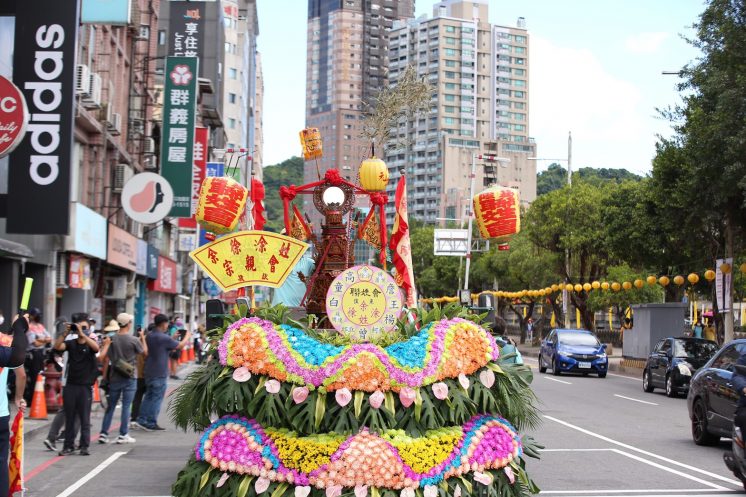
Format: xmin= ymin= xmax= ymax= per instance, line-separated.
xmin=358 ymin=157 xmax=389 ymax=192
xmin=196 ymin=177 xmax=249 ymax=235
xmin=687 ymin=273 xmax=699 ymax=284
xmin=473 ymin=186 xmax=520 ymax=240
xmin=565 ymin=284 xmax=573 ymax=292
xmin=634 ymin=279 xmax=644 ymax=289
xmin=740 ymin=263 xmax=746 ymax=274
xmin=591 ymin=281 xmax=600 ymax=289
xmin=574 ymin=284 xmax=583 ymax=293
xmin=646 ymin=276 xmax=657 ymax=285
xmin=299 ymin=128 xmax=323 ymax=160
xmin=704 ymin=270 xmax=716 ymax=281
xmin=673 ymin=275 xmax=685 ymax=286
xmin=545 ymin=287 xmax=552 ymax=294
xmin=659 ymin=276 xmax=670 ymax=287
xmin=622 ymin=281 xmax=632 ymax=291
xmin=610 ymin=282 xmax=620 ymax=292
xmin=583 ymin=283 xmax=592 ymax=292
xmin=721 ymin=263 xmax=732 ymax=274
xmin=551 ymin=284 xmax=559 ymax=292
xmin=601 ymin=282 xmax=610 ymax=290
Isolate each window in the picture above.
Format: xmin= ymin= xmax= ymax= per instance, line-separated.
xmin=514 ymin=68 xmax=526 ymax=76
xmin=445 ymin=60 xmax=456 ymax=67
xmin=445 ymin=106 xmax=455 ymax=113
xmin=228 ymin=93 xmax=237 ymax=104
xmin=515 ymin=35 xmax=527 ymax=44
xmin=462 ymin=27 xmax=474 ymax=34
xmin=445 ymin=83 xmax=456 ymax=90
xmin=444 ymin=117 xmax=455 ymax=125
xmin=158 ymin=30 xmax=166 ymax=45
xmin=514 ymin=57 xmax=525 ymax=65
xmin=515 ymin=46 xmax=526 ymax=54
xmin=513 ymin=90 xmax=525 ymax=98
xmin=228 ymin=68 xmax=238 ymax=79
xmin=445 ymin=94 xmax=455 ymax=102
xmin=445 ymin=71 xmax=455 ymax=79
xmin=445 ymin=48 xmax=457 ymax=56
xmin=445 ymin=37 xmax=456 ymax=45
xmin=514 ymin=102 xmax=525 ymax=109
xmin=445 ymin=26 xmax=456 ymax=33
xmin=228 ymin=118 xmax=236 ymax=129
xmin=513 ymin=79 xmax=526 ymax=87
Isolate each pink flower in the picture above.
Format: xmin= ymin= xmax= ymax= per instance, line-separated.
xmin=354 ymin=485 xmax=368 ymax=497
xmin=454 ymin=485 xmax=462 ymax=497
xmin=432 ymin=382 xmax=449 ymax=400
xmin=399 ymin=387 xmax=416 ymax=408
xmin=473 ymin=472 xmax=493 ymax=486
xmin=217 ymin=472 xmax=230 ymax=488
xmin=458 ymin=373 xmax=470 ymax=390
xmin=479 ymin=369 xmax=495 ymax=388
xmin=423 ymin=485 xmax=437 ymax=497
xmin=326 ymin=485 xmax=343 ymax=497
xmin=504 ymin=466 xmax=515 ymax=484
xmin=369 ymin=390 xmax=385 ymax=409
xmin=295 ymin=487 xmax=311 ymax=497
xmin=401 ymin=489 xmax=415 ymax=497
xmin=255 ymin=477 xmax=271 ymax=494
xmin=293 ymin=386 xmax=309 ymax=404
xmin=265 ymin=379 xmax=281 ymax=394
xmin=232 ymin=367 xmax=252 ymax=383
xmin=335 ymin=387 xmax=352 ymax=407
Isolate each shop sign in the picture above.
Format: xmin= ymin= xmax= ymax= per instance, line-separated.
xmin=146 ymin=244 xmax=159 ymax=279
xmin=136 ymin=239 xmax=148 ymax=276
xmin=149 ymin=256 xmax=177 ymax=294
xmin=67 ymin=203 xmax=107 ymax=260
xmin=179 ymin=127 xmax=207 ymax=229
xmin=107 ymin=224 xmax=138 ymax=271
xmin=0 ymin=76 xmax=29 ymax=159
xmin=68 ymin=254 xmax=91 ymax=290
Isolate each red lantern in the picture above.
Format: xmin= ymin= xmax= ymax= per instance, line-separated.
xmin=196 ymin=177 xmax=249 ymax=235
xmin=473 ymin=186 xmax=520 ymax=241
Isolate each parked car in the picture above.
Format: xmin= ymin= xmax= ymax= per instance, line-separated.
xmin=687 ymin=339 xmax=746 ymax=445
xmin=643 ymin=337 xmax=718 ymax=397
xmin=538 ymin=329 xmax=608 ymax=378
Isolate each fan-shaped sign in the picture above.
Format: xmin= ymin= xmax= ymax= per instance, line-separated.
xmin=122 ymin=172 xmax=174 ymax=224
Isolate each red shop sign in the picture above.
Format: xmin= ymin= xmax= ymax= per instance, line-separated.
xmin=149 ymin=256 xmax=178 ymax=294
xmin=0 ymin=76 xmax=29 ymax=159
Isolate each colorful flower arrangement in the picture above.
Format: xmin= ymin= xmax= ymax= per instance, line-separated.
xmin=218 ymin=317 xmax=500 ymax=392
xmin=196 ymin=414 xmax=521 ymax=490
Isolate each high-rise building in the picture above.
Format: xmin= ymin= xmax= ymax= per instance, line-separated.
xmin=386 ymin=0 xmax=536 ymax=225
xmin=253 ymin=52 xmax=264 ymax=176
xmin=304 ymin=0 xmax=415 ymax=227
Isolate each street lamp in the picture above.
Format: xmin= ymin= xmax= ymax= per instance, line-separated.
xmin=463 ymin=153 xmax=510 ymax=291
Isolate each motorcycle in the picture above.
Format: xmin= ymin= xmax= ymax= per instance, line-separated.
xmin=724 ymin=364 xmax=746 ymax=491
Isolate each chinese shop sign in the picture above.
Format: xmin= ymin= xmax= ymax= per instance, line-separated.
xmin=178 ymin=126 xmax=208 ymax=229
xmin=168 ymin=2 xmax=205 ymax=59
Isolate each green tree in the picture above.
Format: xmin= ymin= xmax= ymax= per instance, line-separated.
xmin=536 ymin=163 xmax=568 ymax=196
xmin=536 ymin=164 xmax=641 ymax=196
xmin=586 ymin=264 xmax=664 ymax=328
xmin=261 ymin=156 xmax=305 ymax=233
xmin=409 ymin=224 xmax=464 ymax=297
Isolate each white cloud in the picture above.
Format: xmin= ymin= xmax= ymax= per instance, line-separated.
xmin=624 ymin=32 xmax=670 ymax=54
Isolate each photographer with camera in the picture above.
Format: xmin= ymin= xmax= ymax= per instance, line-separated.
xmin=54 ymin=314 xmax=100 ymax=456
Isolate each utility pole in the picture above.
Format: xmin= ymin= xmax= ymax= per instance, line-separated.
xmin=564 ymin=131 xmax=572 ymax=327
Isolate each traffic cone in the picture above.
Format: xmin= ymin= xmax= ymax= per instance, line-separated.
xmin=188 ymin=346 xmax=195 ymax=362
xmin=180 ymin=347 xmax=188 ymax=364
xmin=93 ymin=379 xmax=101 ymax=403
xmin=29 ymin=374 xmax=47 ymax=419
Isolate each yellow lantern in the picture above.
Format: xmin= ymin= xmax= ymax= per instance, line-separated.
xmin=673 ymin=275 xmax=685 ymax=286
xmin=583 ymin=283 xmax=592 ymax=292
xmin=721 ymin=263 xmax=732 ymax=274
xmin=545 ymin=287 xmax=552 ymax=294
xmin=591 ymin=281 xmax=600 ymax=289
xmin=358 ymin=156 xmax=389 ymax=192
xmin=574 ymin=284 xmax=583 ymax=293
xmin=601 ymin=282 xmax=610 ymax=290
xmin=611 ymin=282 xmax=621 ymax=292
xmin=565 ymin=284 xmax=574 ymax=292
xmin=687 ymin=273 xmax=699 ymax=284
xmin=634 ymin=279 xmax=644 ymax=289
xmin=622 ymin=281 xmax=632 ymax=291
xmin=551 ymin=284 xmax=559 ymax=292
xmin=473 ymin=186 xmax=520 ymax=241
xmin=740 ymin=263 xmax=746 ymax=274
xmin=520 ymin=290 xmax=527 ymax=298
xmin=704 ymin=270 xmax=716 ymax=281
xmin=659 ymin=276 xmax=670 ymax=287
xmin=196 ymin=176 xmax=249 ymax=235
xmin=646 ymin=276 xmax=657 ymax=285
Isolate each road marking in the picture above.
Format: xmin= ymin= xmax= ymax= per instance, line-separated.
xmin=544 ymin=376 xmax=572 ymax=385
xmin=55 ymin=451 xmax=128 ymax=497
xmin=541 ymin=448 xmax=613 ymax=452
xmin=540 ymin=490 xmax=741 ymax=494
xmin=614 ymin=394 xmax=659 ymax=406
xmin=610 ymin=448 xmax=727 ymax=490
xmin=523 ymin=356 xmax=643 ymax=381
xmin=544 ymin=415 xmax=742 ymax=487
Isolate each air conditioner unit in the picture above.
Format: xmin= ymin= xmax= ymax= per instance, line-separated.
xmin=83 ymin=72 xmax=102 ymax=109
xmin=143 ymin=155 xmax=157 ymax=171
xmin=113 ymin=163 xmax=133 ymax=192
xmin=137 ymin=25 xmax=150 ymax=40
xmin=130 ymin=118 xmax=144 ymax=135
xmin=108 ymin=112 xmax=122 ymax=135
xmin=144 ymin=137 xmax=155 ymax=154
xmin=103 ymin=103 xmax=113 ymax=125
xmin=103 ymin=276 xmax=127 ymax=300
xmin=75 ymin=64 xmax=91 ymax=96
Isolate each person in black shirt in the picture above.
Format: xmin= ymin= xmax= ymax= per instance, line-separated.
xmin=54 ymin=318 xmax=99 ymax=456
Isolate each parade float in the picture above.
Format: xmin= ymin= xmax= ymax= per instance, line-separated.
xmin=171 ymin=76 xmax=541 ymax=495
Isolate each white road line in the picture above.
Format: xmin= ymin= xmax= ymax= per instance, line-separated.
xmin=55 ymin=451 xmax=128 ymax=497
xmin=544 ymin=376 xmax=572 ymax=385
xmin=610 ymin=448 xmax=727 ymax=490
xmin=541 ymin=490 xmax=740 ymax=494
xmin=614 ymin=394 xmax=659 ymax=406
xmin=523 ymin=356 xmax=643 ymax=381
xmin=541 ymin=448 xmax=614 ymax=452
xmin=544 ymin=415 xmax=742 ymax=487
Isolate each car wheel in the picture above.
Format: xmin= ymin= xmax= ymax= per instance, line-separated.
xmin=643 ymin=369 xmax=654 ymax=393
xmin=552 ymin=356 xmax=561 ymax=376
xmin=598 ymin=372 xmax=607 ymax=378
xmin=666 ymin=374 xmax=677 ymax=398
xmin=691 ymin=398 xmax=719 ymax=446
xmin=538 ymin=354 xmax=547 ymax=373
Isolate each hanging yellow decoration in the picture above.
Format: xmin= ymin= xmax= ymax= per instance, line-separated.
xmin=673 ymin=275 xmax=685 ymax=286
xmin=740 ymin=263 xmax=746 ymax=274
xmin=646 ymin=276 xmax=657 ymax=285
xmin=574 ymin=284 xmax=583 ymax=293
xmin=659 ymin=276 xmax=670 ymax=287
xmin=611 ymin=282 xmax=621 ymax=292
xmin=565 ymin=284 xmax=573 ymax=292
xmin=583 ymin=283 xmax=592 ymax=292
xmin=721 ymin=263 xmax=732 ymax=274
xmin=601 ymin=282 xmax=610 ymax=290
xmin=687 ymin=273 xmax=700 ymax=284
xmin=551 ymin=284 xmax=559 ymax=292
xmin=622 ymin=281 xmax=632 ymax=290
xmin=704 ymin=269 xmax=716 ymax=281
xmin=591 ymin=281 xmax=600 ymax=289
xmin=358 ymin=157 xmax=389 ymax=192
xmin=634 ymin=279 xmax=644 ymax=289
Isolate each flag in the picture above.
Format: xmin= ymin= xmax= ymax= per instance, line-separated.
xmin=250 ymin=178 xmax=266 ymax=231
xmin=357 ymin=208 xmax=382 ymax=251
xmin=8 ymin=409 xmax=23 ymax=496
xmin=289 ymin=205 xmax=311 ymax=241
xmin=389 ymin=174 xmax=416 ymax=307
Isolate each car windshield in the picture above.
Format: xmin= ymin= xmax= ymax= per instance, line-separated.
xmin=558 ymin=333 xmax=599 ymax=347
xmin=673 ymin=339 xmax=718 ymax=359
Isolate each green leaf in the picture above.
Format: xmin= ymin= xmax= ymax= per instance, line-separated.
xmin=237 ymin=475 xmax=253 ymax=497
xmin=371 ymin=487 xmax=380 ymax=497
xmin=354 ymin=391 xmax=364 ymax=419
xmin=199 ymin=467 xmax=213 ymax=490
xmin=271 ymin=482 xmax=289 ymax=497
xmin=384 ymin=391 xmax=395 ymax=416
xmin=414 ymin=388 xmax=422 ymax=422
xmin=487 ymin=363 xmax=505 ymax=374
xmin=458 ymin=476 xmax=472 ymax=495
xmin=255 ymin=377 xmax=267 ymax=394
xmin=315 ymin=391 xmax=327 ymax=429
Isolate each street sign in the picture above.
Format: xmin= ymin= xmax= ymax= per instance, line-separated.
xmin=121 ymin=172 xmax=174 ymax=224
xmin=717 ymin=258 xmax=732 ymax=312
xmin=0 ymin=76 xmax=28 ymax=159
xmin=434 ymin=229 xmax=468 ymax=256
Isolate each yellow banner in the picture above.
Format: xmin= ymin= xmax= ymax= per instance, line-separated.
xmin=190 ymin=230 xmax=309 ymax=291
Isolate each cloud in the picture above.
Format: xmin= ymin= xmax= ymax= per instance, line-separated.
xmin=624 ymin=32 xmax=670 ymax=53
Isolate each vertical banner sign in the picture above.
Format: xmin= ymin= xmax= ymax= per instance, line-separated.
xmin=169 ymin=2 xmax=205 ymax=60
xmin=161 ymin=56 xmax=198 ymax=217
xmin=716 ymin=258 xmax=733 ymax=312
xmin=179 ymin=127 xmax=208 ymax=229
xmin=8 ymin=0 xmax=80 ymax=234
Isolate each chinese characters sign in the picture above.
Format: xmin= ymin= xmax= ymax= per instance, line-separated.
xmin=169 ymin=2 xmax=204 ymax=59
xmin=179 ymin=126 xmax=208 ymax=229
xmin=190 ymin=231 xmax=309 ymax=291
xmin=473 ymin=186 xmax=520 ymax=241
xmin=326 ymin=265 xmax=403 ymax=341
xmin=161 ymin=56 xmax=198 ymax=217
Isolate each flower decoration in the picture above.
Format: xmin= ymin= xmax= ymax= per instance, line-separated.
xmin=399 ymin=387 xmax=416 ymax=408
xmin=432 ymin=382 xmax=449 ymax=400
xmin=293 ymin=386 xmax=309 ymax=404
xmin=335 ymin=388 xmax=352 ymax=407
xmin=369 ymin=390 xmax=385 ymax=409
xmin=265 ymin=379 xmax=281 ymax=394
xmin=479 ymin=369 xmax=495 ymax=389
xmin=232 ymin=367 xmax=251 ymax=383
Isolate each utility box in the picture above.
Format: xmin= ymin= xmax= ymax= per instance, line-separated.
xmin=623 ymin=303 xmax=687 ymax=360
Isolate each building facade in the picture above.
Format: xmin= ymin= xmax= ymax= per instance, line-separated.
xmin=386 ymin=0 xmax=536 ymax=225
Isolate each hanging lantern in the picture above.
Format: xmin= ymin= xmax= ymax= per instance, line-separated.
xmin=574 ymin=284 xmax=583 ymax=293
xmin=687 ymin=273 xmax=700 ymax=284
xmin=583 ymin=283 xmax=592 ymax=292
xmin=591 ymin=281 xmax=600 ymax=289
xmin=673 ymin=275 xmax=685 ymax=286
xmin=601 ymin=282 xmax=610 ymax=290
xmin=473 ymin=186 xmax=520 ymax=241
xmin=704 ymin=270 xmax=716 ymax=281
xmin=634 ymin=279 xmax=644 ymax=289
xmin=545 ymin=287 xmax=552 ymax=294
xmin=565 ymin=284 xmax=573 ymax=292
xmin=299 ymin=128 xmax=323 ymax=160
xmin=721 ymin=263 xmax=732 ymax=274
xmin=622 ymin=281 xmax=632 ymax=291
xmin=646 ymin=276 xmax=657 ymax=285
xmin=659 ymin=276 xmax=670 ymax=287
xmin=611 ymin=282 xmax=621 ymax=292
xmin=551 ymin=284 xmax=559 ymax=292
xmin=740 ymin=263 xmax=746 ymax=274
xmin=196 ymin=176 xmax=249 ymax=235
xmin=358 ymin=156 xmax=389 ymax=192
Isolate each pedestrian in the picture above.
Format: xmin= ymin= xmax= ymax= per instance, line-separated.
xmin=131 ymin=325 xmax=148 ymax=424
xmin=98 ymin=313 xmax=146 ymax=445
xmin=24 ymin=307 xmax=51 ymax=404
xmin=168 ymin=317 xmax=180 ymax=379
xmin=693 ymin=318 xmax=704 ymax=339
xmin=0 ymin=315 xmax=28 ymax=497
xmin=54 ymin=315 xmax=100 ymax=456
xmin=526 ymin=317 xmax=534 ymax=344
xmin=133 ymin=314 xmax=190 ymax=431
xmin=194 ymin=325 xmax=205 ymax=364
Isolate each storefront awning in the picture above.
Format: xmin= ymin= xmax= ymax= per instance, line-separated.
xmin=0 ymin=238 xmax=33 ymax=259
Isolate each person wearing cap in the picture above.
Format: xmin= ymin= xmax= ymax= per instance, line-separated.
xmin=97 ymin=313 xmax=146 ymax=444
xmin=133 ymin=314 xmax=190 ymax=431
xmin=24 ymin=307 xmax=51 ymax=404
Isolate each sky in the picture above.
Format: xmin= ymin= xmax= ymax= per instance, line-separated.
xmin=258 ymin=0 xmax=705 ymax=175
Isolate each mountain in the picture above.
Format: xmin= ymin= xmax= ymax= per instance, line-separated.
xmin=536 ymin=163 xmax=642 ymax=195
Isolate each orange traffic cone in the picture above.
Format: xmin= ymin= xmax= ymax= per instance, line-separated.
xmin=30 ymin=374 xmax=47 ymax=419
xmin=93 ymin=379 xmax=101 ymax=403
xmin=188 ymin=346 xmax=195 ymax=362
xmin=180 ymin=347 xmax=188 ymax=364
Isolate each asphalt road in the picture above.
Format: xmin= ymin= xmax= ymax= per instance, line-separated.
xmin=523 ymin=356 xmax=745 ymax=496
